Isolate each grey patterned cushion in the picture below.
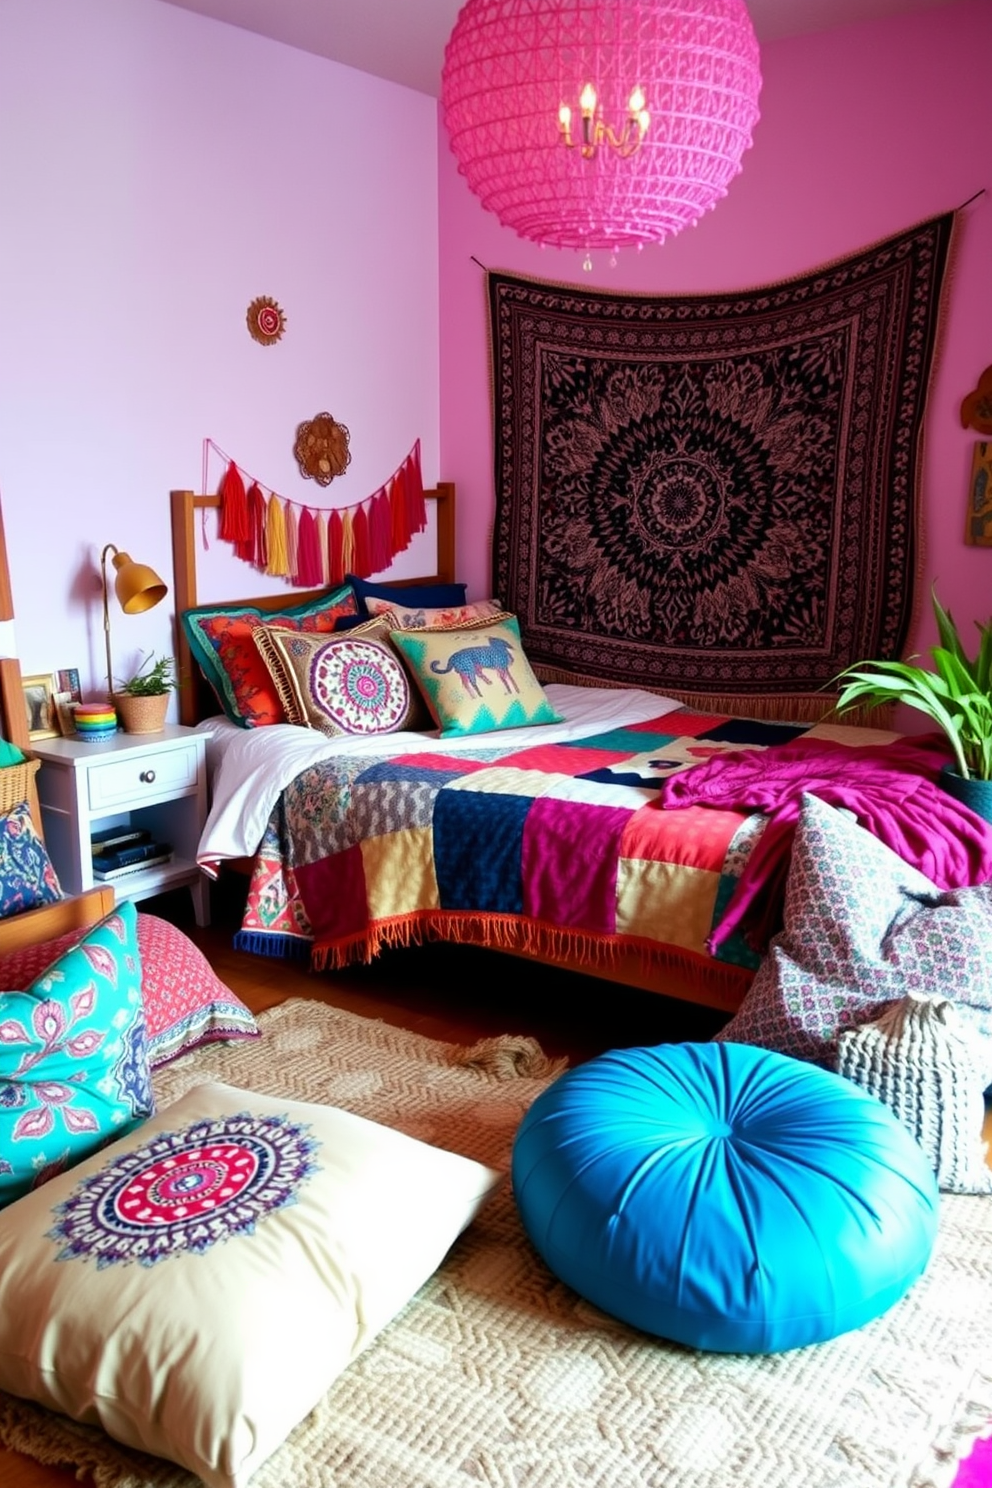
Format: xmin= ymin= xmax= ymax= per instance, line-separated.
xmin=714 ymin=793 xmax=992 ymax=1078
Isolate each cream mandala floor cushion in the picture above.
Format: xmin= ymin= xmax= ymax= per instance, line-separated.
xmin=0 ymin=1081 xmax=500 ymax=1488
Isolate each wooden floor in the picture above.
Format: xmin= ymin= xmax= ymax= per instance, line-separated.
xmin=2 ymin=884 xmax=990 ymax=1486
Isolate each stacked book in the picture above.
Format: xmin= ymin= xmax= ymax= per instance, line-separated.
xmin=91 ymin=825 xmax=173 ymax=881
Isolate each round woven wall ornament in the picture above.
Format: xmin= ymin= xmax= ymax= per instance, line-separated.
xmin=294 ymin=412 xmax=351 ymax=485
xmin=246 ymin=296 xmax=286 ymax=346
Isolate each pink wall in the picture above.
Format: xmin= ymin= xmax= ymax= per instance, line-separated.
xmin=438 ymin=0 xmax=992 ymax=668
xmin=0 ymin=0 xmax=440 ymax=705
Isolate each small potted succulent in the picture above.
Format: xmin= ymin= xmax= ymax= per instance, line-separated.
xmin=833 ymin=587 xmax=992 ymax=820
xmin=113 ymin=654 xmax=179 ymax=734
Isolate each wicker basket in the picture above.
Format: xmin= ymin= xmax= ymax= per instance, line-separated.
xmin=113 ymin=693 xmax=169 ymax=735
xmin=0 ymin=756 xmax=42 ymax=834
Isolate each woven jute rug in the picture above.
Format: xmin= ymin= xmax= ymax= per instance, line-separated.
xmin=1 ymin=998 xmax=990 ymax=1488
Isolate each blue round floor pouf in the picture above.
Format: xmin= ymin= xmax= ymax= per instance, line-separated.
xmin=512 ymin=1041 xmax=939 ymax=1354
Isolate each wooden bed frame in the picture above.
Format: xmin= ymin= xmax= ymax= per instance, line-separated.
xmin=170 ymin=482 xmax=456 ymax=728
xmin=168 ymin=480 xmax=752 ymax=1014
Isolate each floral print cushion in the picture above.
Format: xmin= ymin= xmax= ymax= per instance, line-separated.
xmin=0 ymin=900 xmax=153 ymax=1208
xmin=0 ymin=800 xmax=63 ymax=918
xmin=714 ymin=792 xmax=992 ymax=1076
xmin=0 ymin=913 xmax=259 ymax=1070
xmin=181 ymin=585 xmax=358 ymax=727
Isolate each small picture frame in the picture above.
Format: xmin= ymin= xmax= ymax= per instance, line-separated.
xmin=53 ymin=692 xmax=77 ymax=737
xmin=56 ymin=667 xmax=82 ymax=702
xmin=22 ymin=673 xmax=61 ymax=740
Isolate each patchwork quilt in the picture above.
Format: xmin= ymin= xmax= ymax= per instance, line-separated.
xmin=235 ymin=708 xmax=868 ymax=1000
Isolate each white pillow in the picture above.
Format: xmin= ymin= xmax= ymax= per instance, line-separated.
xmin=0 ymin=1081 xmax=500 ymax=1488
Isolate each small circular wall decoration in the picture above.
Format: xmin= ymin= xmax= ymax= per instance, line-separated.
xmin=294 ymin=411 xmax=351 ymax=485
xmin=246 ymin=295 xmax=286 ymax=346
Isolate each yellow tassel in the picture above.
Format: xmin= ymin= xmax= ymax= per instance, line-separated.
xmin=265 ymin=497 xmax=289 ymax=576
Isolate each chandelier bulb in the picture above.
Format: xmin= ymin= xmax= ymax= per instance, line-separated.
xmin=582 ymin=252 xmax=593 ymax=272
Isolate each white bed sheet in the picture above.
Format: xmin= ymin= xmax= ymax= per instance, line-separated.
xmin=197 ymin=684 xmax=681 ymax=871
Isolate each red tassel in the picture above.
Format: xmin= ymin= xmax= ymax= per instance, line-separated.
xmin=237 ymin=482 xmax=260 ymax=563
xmin=405 ymin=443 xmax=426 ymax=536
xmin=351 ymin=503 xmax=371 ymax=578
xmin=296 ymin=508 xmax=322 ymax=587
xmin=370 ymin=490 xmax=391 ymax=575
xmin=391 ymin=468 xmax=410 ymax=554
xmin=219 ymin=462 xmax=250 ymax=543
xmin=328 ymin=510 xmax=345 ymax=587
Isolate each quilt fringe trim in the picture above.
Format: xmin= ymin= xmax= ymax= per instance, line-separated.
xmin=309 ymin=910 xmax=753 ymax=1007
xmin=533 ymin=665 xmax=892 ymax=729
xmin=233 ymin=929 xmax=311 ymax=960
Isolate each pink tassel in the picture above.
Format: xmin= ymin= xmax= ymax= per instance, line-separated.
xmin=296 ymin=508 xmax=322 ymax=587
xmin=314 ymin=511 xmax=328 ymax=586
xmin=328 ymin=510 xmax=345 ymax=587
xmin=285 ymin=504 xmax=300 ymax=585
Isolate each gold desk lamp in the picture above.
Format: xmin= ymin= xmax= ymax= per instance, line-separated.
xmin=101 ymin=545 xmax=168 ymax=701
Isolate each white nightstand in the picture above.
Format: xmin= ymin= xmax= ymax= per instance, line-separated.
xmin=32 ymin=725 xmax=209 ymax=926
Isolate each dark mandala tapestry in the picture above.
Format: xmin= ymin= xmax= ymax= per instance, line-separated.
xmin=489 ymin=212 xmax=956 ymax=716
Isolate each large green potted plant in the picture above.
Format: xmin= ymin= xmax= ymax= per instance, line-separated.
xmin=113 ymin=654 xmax=179 ymax=735
xmin=833 ymin=587 xmax=992 ymax=820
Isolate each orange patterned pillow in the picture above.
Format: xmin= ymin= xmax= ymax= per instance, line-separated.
xmin=183 ymin=587 xmax=358 ymax=727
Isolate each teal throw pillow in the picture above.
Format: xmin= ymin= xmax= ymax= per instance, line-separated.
xmin=0 ymin=900 xmax=154 ymax=1208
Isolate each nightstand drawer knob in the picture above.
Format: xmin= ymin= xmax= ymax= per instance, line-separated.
xmin=139 ymin=769 xmax=157 ymax=784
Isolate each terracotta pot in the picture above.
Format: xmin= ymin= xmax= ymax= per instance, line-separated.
xmin=113 ymin=692 xmax=169 ymax=735
xmin=940 ymin=763 xmax=992 ymax=825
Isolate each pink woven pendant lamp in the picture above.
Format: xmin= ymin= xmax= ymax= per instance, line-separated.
xmin=442 ymin=0 xmax=762 ymax=254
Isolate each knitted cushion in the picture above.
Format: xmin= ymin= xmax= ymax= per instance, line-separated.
xmin=715 ymin=794 xmax=992 ymax=1077
xmin=836 ymin=992 xmax=992 ymax=1195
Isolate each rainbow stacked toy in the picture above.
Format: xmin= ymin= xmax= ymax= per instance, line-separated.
xmin=72 ymin=702 xmax=118 ymax=741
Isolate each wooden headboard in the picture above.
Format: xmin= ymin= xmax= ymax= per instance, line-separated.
xmin=170 ymin=483 xmax=456 ymax=726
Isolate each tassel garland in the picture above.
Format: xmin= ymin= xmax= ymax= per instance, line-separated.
xmin=210 ymin=438 xmax=426 ymax=587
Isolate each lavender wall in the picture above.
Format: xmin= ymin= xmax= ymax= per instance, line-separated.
xmin=438 ymin=0 xmax=992 ymax=665
xmin=0 ymin=0 xmax=440 ymax=704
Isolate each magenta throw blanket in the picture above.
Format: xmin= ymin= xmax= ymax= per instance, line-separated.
xmin=658 ymin=735 xmax=992 ymax=953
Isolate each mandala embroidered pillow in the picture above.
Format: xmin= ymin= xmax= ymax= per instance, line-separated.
xmin=714 ymin=793 xmax=992 ymax=1077
xmin=254 ymin=619 xmax=418 ymax=737
xmin=391 ymin=615 xmax=564 ymax=739
xmin=0 ymin=800 xmax=63 ymax=918
xmin=0 ymin=912 xmax=259 ymax=1069
xmin=181 ymin=586 xmax=358 ymax=727
xmin=0 ymin=1081 xmax=500 ymax=1488
xmin=0 ymin=900 xmax=153 ymax=1210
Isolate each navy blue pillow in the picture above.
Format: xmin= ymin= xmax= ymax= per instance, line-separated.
xmin=346 ymin=574 xmax=466 ymax=618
